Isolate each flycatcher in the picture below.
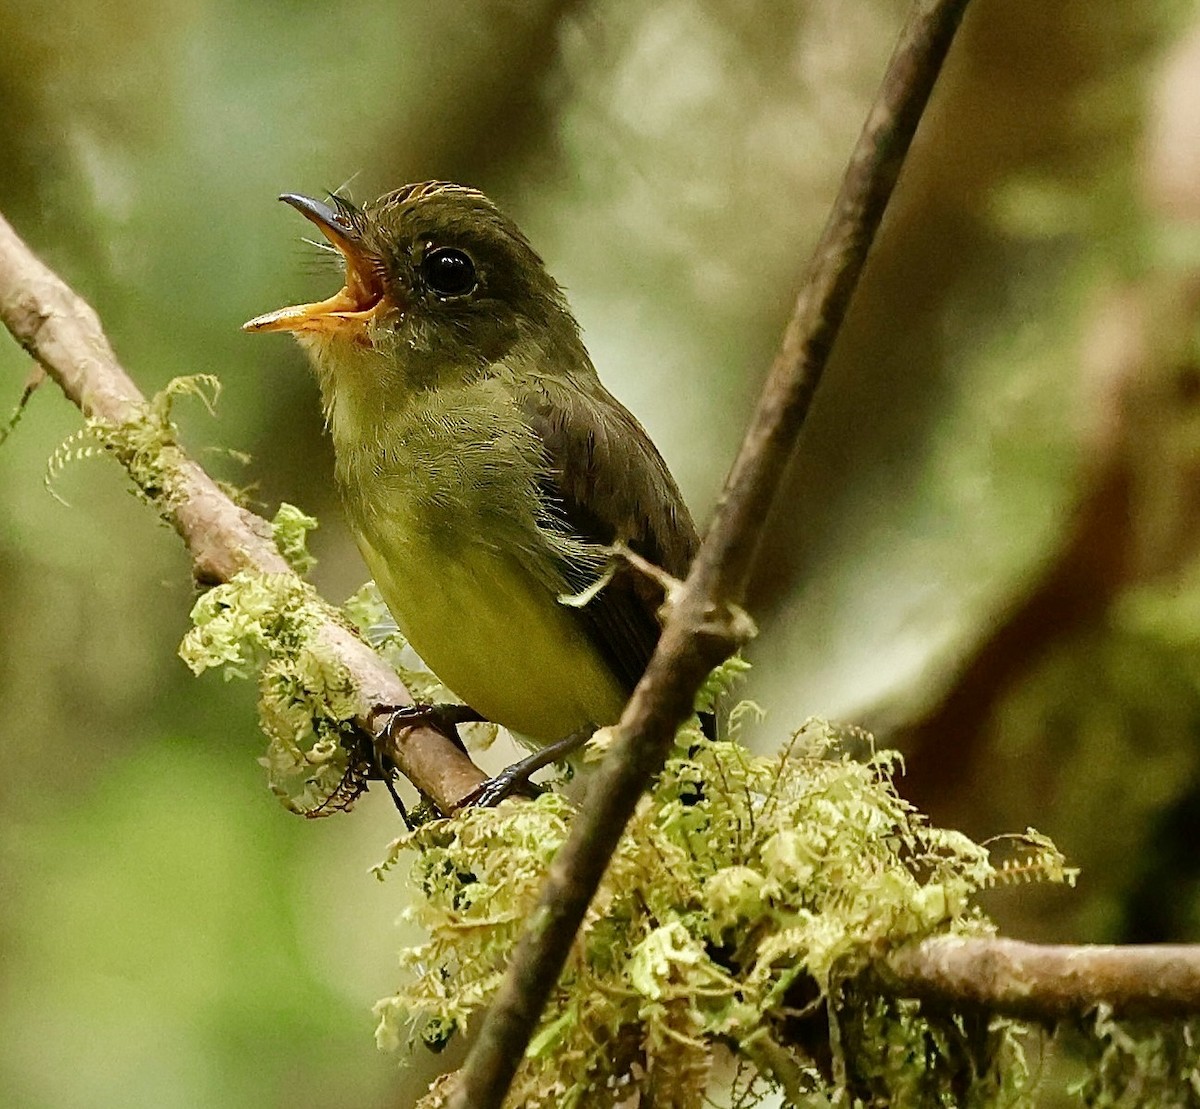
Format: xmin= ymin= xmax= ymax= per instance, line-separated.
xmin=244 ymin=182 xmax=699 ymax=756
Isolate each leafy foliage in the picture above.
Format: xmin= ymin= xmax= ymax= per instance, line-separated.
xmin=372 ymin=675 xmax=1075 ymax=1107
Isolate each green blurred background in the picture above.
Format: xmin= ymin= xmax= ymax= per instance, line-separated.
xmin=3 ymin=1 xmax=1200 ymax=1104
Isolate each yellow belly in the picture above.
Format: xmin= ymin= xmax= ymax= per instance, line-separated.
xmin=356 ymin=531 xmax=628 ymax=744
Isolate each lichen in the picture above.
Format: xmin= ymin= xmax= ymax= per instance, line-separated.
xmin=53 ymin=373 xmax=222 ymax=506
xmin=372 ymin=667 xmax=1075 ymax=1107
xmin=179 ymin=570 xmax=364 ymax=815
xmin=271 ymin=502 xmax=320 ymax=576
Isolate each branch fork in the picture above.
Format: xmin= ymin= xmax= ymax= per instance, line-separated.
xmin=614 ymin=540 xmax=759 ymax=651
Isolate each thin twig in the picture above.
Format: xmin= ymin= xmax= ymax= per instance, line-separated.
xmin=888 ymin=937 xmax=1200 ymax=1021
xmin=0 ymin=212 xmax=487 ymax=813
xmin=447 ymin=1 xmax=976 ymax=1105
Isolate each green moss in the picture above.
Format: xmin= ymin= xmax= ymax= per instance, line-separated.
xmin=271 ymin=502 xmax=319 ymax=576
xmin=372 ymin=685 xmax=1076 ymax=1108
xmin=178 ymin=573 xmax=501 ymax=817
xmin=54 ymin=374 xmax=222 ymax=506
xmin=1067 ymin=1009 xmax=1200 ymax=1106
xmin=180 ymin=570 xmax=364 ymax=815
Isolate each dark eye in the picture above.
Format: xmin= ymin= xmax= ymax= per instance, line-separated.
xmin=420 ymin=247 xmax=477 ymax=298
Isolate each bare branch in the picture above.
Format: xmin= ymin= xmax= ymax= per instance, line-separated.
xmin=0 ymin=212 xmax=487 ymax=813
xmin=447 ymin=1 xmax=976 ymax=1105
xmin=888 ymin=937 xmax=1200 ymax=1022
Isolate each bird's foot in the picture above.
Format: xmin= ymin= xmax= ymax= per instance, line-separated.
xmin=371 ymin=701 xmax=487 ymax=755
xmin=456 ymin=729 xmax=591 ymax=809
xmin=365 ymin=703 xmax=490 ymax=824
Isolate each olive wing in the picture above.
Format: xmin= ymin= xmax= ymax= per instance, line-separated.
xmin=519 ymin=378 xmax=700 ymax=693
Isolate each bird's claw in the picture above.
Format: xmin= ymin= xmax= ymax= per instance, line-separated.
xmin=452 ymin=728 xmax=591 ymax=809
xmin=456 ymin=767 xmax=543 ymax=810
xmin=371 ymin=702 xmax=486 ymax=753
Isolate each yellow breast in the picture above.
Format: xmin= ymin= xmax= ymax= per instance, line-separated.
xmin=328 ymin=374 xmax=627 ymax=743
xmin=356 ymin=529 xmax=627 ymax=744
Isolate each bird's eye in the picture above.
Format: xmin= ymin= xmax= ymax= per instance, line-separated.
xmin=420 ymin=247 xmax=477 ymax=298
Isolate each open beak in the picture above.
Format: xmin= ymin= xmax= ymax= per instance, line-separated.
xmin=243 ymin=194 xmax=387 ymax=335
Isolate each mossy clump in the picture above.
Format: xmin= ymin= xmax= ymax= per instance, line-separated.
xmin=180 ymin=569 xmax=366 ymax=814
xmin=179 ymin=572 xmax=490 ymax=816
xmin=373 ymin=680 xmax=1076 ymax=1108
xmin=1067 ymin=1007 xmax=1200 ymax=1107
xmin=271 ymin=502 xmax=320 ymax=575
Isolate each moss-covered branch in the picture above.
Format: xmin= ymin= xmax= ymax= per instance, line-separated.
xmin=378 ymin=705 xmax=1200 ymax=1104
xmin=379 ymin=715 xmax=1080 ymax=1106
xmin=0 ymin=209 xmax=486 ymax=813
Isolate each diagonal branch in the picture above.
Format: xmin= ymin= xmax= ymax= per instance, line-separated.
xmin=447 ymin=0 xmax=977 ymax=1105
xmin=0 ymin=212 xmax=487 ymax=813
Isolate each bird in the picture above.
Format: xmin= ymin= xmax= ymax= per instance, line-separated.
xmin=244 ymin=182 xmax=700 ymax=794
